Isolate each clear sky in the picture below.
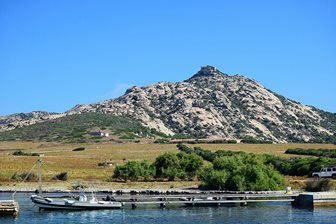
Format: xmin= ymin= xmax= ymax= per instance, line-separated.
xmin=1 ymin=0 xmax=335 ymax=116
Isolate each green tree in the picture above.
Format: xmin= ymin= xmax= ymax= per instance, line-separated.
xmin=113 ymin=160 xmax=154 ymax=181
xmin=154 ymin=152 xmax=181 ymax=180
xmin=199 ymin=154 xmax=284 ymax=191
xmin=177 ymin=152 xmax=203 ymax=178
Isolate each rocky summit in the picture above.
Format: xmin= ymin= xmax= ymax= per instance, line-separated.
xmin=1 ymin=66 xmax=335 ymax=143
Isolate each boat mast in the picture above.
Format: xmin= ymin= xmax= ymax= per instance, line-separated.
xmin=37 ymin=158 xmax=43 ymax=196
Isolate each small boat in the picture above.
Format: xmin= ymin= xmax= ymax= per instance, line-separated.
xmin=30 ymin=158 xmax=123 ymax=210
xmin=31 ymin=193 xmax=123 ymax=210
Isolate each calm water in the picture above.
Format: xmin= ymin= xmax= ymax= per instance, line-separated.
xmin=1 ymin=193 xmax=336 ymax=224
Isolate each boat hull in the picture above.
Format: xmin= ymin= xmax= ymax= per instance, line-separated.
xmin=31 ymin=195 xmax=123 ymax=210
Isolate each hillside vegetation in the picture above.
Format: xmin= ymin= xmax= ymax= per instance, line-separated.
xmin=1 ymin=141 xmax=336 ymax=190
xmin=0 ymin=113 xmax=160 ymax=142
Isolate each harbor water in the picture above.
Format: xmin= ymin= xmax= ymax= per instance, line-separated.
xmin=1 ymin=192 xmax=336 ymax=224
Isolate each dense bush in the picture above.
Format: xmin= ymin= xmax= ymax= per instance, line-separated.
xmin=199 ymin=154 xmax=284 ymax=191
xmin=12 ymin=150 xmax=26 ymax=156
xmin=241 ymin=137 xmax=273 ymax=144
xmin=113 ymin=160 xmax=154 ymax=181
xmin=72 ymin=147 xmax=85 ymax=151
xmin=11 ymin=171 xmax=36 ymax=181
xmin=154 ymin=138 xmax=170 ymax=144
xmin=306 ymin=179 xmax=333 ymax=192
xmin=285 ymin=148 xmax=336 ymax=158
xmin=53 ymin=172 xmax=68 ymax=181
xmin=266 ymin=156 xmax=336 ymax=176
xmin=177 ymin=144 xmax=243 ymax=162
xmin=153 ymin=152 xmax=203 ymax=180
xmin=177 ymin=144 xmax=335 ymax=178
xmin=177 ymin=152 xmax=204 ymax=178
xmin=177 ymin=144 xmax=193 ymax=154
xmin=12 ymin=150 xmax=39 ymax=156
xmin=154 ymin=153 xmax=183 ymax=180
xmin=194 ymin=147 xmax=216 ymax=162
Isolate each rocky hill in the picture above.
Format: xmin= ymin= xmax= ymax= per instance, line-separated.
xmin=0 ymin=111 xmax=64 ymax=131
xmin=1 ymin=66 xmax=335 ymax=143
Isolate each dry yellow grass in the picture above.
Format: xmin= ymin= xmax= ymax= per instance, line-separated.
xmin=0 ymin=141 xmax=335 ymax=189
xmin=0 ymin=141 xmax=178 ymax=184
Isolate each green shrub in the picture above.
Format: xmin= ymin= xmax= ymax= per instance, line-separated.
xmin=12 ymin=171 xmax=38 ymax=181
xmin=154 ymin=153 xmax=181 ymax=180
xmin=198 ymin=166 xmax=228 ymax=190
xmin=306 ymin=179 xmax=333 ymax=192
xmin=72 ymin=147 xmax=85 ymax=151
xmin=53 ymin=172 xmax=68 ymax=181
xmin=154 ymin=138 xmax=170 ymax=144
xmin=177 ymin=152 xmax=203 ymax=178
xmin=199 ymin=154 xmax=284 ymax=191
xmin=285 ymin=148 xmax=336 ymax=158
xmin=176 ymin=144 xmax=193 ymax=154
xmin=241 ymin=136 xmax=273 ymax=144
xmin=267 ymin=156 xmax=336 ymax=176
xmin=12 ymin=150 xmax=40 ymax=156
xmin=12 ymin=150 xmax=26 ymax=156
xmin=11 ymin=172 xmax=22 ymax=181
xmin=113 ymin=160 xmax=154 ymax=181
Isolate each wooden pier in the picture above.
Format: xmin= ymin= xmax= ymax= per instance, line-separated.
xmin=0 ymin=200 xmax=19 ymax=217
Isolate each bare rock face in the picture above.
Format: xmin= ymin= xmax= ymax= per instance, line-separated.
xmin=1 ymin=65 xmax=335 ymax=143
xmin=0 ymin=111 xmax=65 ymax=131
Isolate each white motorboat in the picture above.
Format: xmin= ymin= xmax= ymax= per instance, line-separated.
xmin=30 ymin=159 xmax=123 ymax=210
xmin=31 ymin=193 xmax=123 ymax=210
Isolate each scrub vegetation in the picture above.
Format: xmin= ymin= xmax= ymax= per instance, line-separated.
xmin=1 ymin=141 xmax=336 ymax=190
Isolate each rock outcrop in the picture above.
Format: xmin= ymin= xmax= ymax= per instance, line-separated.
xmin=1 ymin=65 xmax=335 ymax=143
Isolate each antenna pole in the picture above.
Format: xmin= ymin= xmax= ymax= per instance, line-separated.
xmin=37 ymin=158 xmax=43 ymax=196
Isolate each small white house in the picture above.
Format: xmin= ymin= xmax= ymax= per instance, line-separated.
xmin=91 ymin=131 xmax=109 ymax=137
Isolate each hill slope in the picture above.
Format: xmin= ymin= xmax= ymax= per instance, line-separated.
xmin=1 ymin=66 xmax=335 ymax=143
xmin=68 ymin=66 xmax=336 ymax=143
xmin=0 ymin=113 xmax=160 ymax=142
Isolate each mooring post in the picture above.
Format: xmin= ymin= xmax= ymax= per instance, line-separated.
xmin=130 ymin=197 xmax=138 ymax=209
xmin=240 ymin=201 xmax=247 ymax=206
xmin=37 ymin=159 xmax=43 ymax=196
xmin=240 ymin=196 xmax=248 ymax=206
xmin=159 ymin=197 xmax=167 ymax=208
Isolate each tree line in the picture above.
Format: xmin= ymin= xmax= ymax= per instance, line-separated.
xmin=285 ymin=148 xmax=336 ymax=158
xmin=113 ymin=144 xmax=336 ymax=191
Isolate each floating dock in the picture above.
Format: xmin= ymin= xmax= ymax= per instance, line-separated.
xmin=0 ymin=200 xmax=19 ymax=217
xmin=103 ymin=193 xmax=298 ymax=209
xmin=293 ymin=192 xmax=336 ymax=208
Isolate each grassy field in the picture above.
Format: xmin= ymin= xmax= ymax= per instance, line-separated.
xmin=0 ymin=141 xmax=335 ymax=190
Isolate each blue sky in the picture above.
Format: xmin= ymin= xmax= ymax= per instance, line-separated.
xmin=1 ymin=0 xmax=335 ymax=115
